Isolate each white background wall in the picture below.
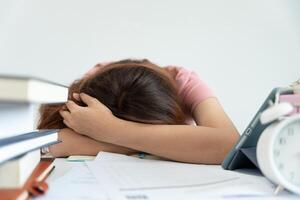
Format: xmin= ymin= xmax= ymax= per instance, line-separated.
xmin=0 ymin=0 xmax=299 ymax=132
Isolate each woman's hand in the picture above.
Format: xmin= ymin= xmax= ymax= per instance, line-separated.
xmin=59 ymin=93 xmax=119 ymax=139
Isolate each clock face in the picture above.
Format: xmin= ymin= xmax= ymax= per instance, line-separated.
xmin=273 ymin=119 xmax=300 ymax=187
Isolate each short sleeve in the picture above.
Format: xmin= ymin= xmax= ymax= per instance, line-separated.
xmin=165 ymin=66 xmax=215 ymax=112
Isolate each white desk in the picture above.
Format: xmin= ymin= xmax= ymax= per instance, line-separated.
xmin=40 ymin=158 xmax=298 ymax=200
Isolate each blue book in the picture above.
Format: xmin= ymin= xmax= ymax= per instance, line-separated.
xmin=0 ymin=129 xmax=60 ymax=164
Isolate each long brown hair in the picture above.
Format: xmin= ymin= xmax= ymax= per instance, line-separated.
xmin=37 ymin=59 xmax=186 ymax=129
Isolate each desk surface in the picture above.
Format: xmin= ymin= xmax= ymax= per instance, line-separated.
xmin=42 ymin=158 xmax=298 ymax=200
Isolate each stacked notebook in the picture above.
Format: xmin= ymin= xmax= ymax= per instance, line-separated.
xmin=0 ymin=75 xmax=68 ymax=138
xmin=0 ymin=75 xmax=68 ymax=200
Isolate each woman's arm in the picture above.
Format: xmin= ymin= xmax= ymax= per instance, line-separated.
xmin=101 ymin=98 xmax=239 ymax=164
xmin=49 ymin=128 xmax=138 ymax=157
xmin=60 ymin=93 xmax=239 ymax=164
xmin=192 ymin=97 xmax=237 ymax=128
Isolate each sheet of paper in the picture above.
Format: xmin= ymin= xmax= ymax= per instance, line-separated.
xmin=88 ymin=161 xmax=239 ymax=190
xmin=37 ymin=163 xmax=108 ymax=200
xmin=95 ymin=152 xmax=140 ymax=162
xmin=181 ymin=172 xmax=297 ymax=199
xmin=88 ymin=154 xmax=297 ymax=199
xmin=87 ymin=160 xmax=243 ymax=199
xmin=181 ymin=171 xmax=275 ymax=198
xmin=96 ymin=151 xmax=164 ymax=162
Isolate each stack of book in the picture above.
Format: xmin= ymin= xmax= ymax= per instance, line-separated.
xmin=0 ymin=75 xmax=68 ymax=200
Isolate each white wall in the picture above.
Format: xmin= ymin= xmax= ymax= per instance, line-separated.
xmin=0 ymin=0 xmax=299 ymax=132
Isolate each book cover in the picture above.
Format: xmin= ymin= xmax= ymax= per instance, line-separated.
xmin=0 ymin=75 xmax=68 ymax=103
xmin=0 ymin=159 xmax=54 ymax=200
xmin=0 ymin=150 xmax=40 ymax=188
xmin=0 ymin=130 xmax=60 ymax=164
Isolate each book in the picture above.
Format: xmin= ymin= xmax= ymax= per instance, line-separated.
xmin=0 ymin=129 xmax=59 ymax=164
xmin=0 ymin=102 xmax=39 ymax=139
xmin=0 ymin=75 xmax=68 ymax=103
xmin=0 ymin=76 xmax=68 ymax=139
xmin=0 ymin=150 xmax=40 ymax=188
xmin=0 ymin=158 xmax=55 ymax=200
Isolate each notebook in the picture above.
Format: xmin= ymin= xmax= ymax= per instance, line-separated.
xmin=0 ymin=129 xmax=59 ymax=164
xmin=0 ymin=150 xmax=40 ymax=188
xmin=0 ymin=75 xmax=68 ymax=103
xmin=0 ymin=158 xmax=54 ymax=200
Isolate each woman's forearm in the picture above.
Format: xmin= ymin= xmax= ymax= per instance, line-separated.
xmin=89 ymin=120 xmax=238 ymax=164
xmin=49 ymin=128 xmax=138 ymax=157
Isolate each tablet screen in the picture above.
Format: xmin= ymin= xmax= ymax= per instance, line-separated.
xmin=222 ymin=87 xmax=294 ymax=170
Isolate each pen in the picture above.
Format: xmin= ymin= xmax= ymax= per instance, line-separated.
xmin=28 ymin=161 xmax=55 ymax=197
xmin=36 ymin=162 xmax=55 ymax=182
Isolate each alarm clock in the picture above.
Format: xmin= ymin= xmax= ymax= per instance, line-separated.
xmin=257 ymin=105 xmax=300 ymax=195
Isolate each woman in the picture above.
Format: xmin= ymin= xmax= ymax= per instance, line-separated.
xmin=38 ymin=59 xmax=239 ymax=164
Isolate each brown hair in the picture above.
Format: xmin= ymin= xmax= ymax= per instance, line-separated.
xmin=37 ymin=59 xmax=186 ymax=129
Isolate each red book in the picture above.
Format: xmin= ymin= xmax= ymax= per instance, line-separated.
xmin=0 ymin=158 xmax=54 ymax=200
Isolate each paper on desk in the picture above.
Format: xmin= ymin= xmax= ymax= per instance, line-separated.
xmin=96 ymin=151 xmax=140 ymax=162
xmin=96 ymin=151 xmax=164 ymax=162
xmin=87 ymin=159 xmax=243 ymax=200
xmin=182 ymin=172 xmax=298 ymax=199
xmin=37 ymin=163 xmax=108 ymax=200
xmin=181 ymin=171 xmax=276 ymax=198
xmin=89 ymin=153 xmax=297 ymax=199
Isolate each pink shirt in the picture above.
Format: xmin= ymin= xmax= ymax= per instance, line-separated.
xmin=164 ymin=66 xmax=215 ymax=112
xmin=85 ymin=63 xmax=215 ymax=114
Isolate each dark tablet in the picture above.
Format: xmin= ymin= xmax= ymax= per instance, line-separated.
xmin=222 ymin=87 xmax=293 ymax=170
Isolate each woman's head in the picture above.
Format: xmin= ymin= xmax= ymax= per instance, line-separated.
xmin=38 ymin=59 xmax=186 ymax=129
